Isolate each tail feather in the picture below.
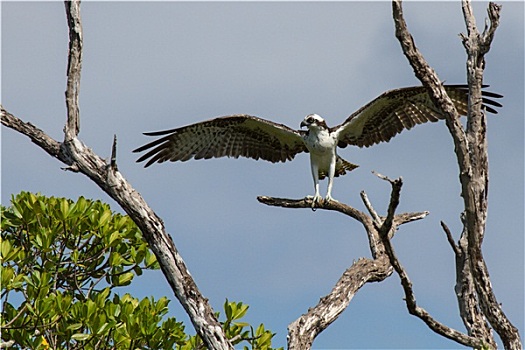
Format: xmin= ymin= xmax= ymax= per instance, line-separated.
xmin=319 ymin=156 xmax=359 ymax=179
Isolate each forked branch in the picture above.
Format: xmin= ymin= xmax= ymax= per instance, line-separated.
xmin=259 ymin=174 xmax=438 ymax=349
xmin=259 ymin=169 xmax=495 ymax=349
xmin=393 ymin=0 xmax=520 ymax=348
xmin=378 ymin=176 xmax=487 ymax=348
xmin=1 ymin=2 xmax=232 ymax=349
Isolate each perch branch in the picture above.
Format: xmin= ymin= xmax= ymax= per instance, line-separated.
xmin=257 ymin=196 xmax=371 ymax=226
xmin=259 ymin=176 xmax=429 ymax=349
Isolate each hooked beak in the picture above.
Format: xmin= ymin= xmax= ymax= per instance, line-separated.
xmin=300 ymin=120 xmax=308 ymax=129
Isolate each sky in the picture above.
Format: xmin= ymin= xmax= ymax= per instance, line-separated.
xmin=2 ymin=1 xmax=523 ymax=349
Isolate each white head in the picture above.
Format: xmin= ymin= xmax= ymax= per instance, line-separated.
xmin=300 ymin=114 xmax=327 ymax=130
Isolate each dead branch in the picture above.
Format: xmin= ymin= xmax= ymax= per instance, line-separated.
xmin=378 ymin=177 xmax=486 ymax=349
xmin=257 ymin=196 xmax=371 ymax=227
xmin=1 ymin=1 xmax=232 ymax=349
xmin=459 ymin=3 xmax=520 ymax=349
xmin=1 ymin=109 xmax=63 ymax=160
xmin=64 ymin=0 xmax=82 ymax=139
xmin=286 ymin=256 xmax=392 ymax=350
xmin=455 ymin=224 xmax=496 ymax=347
xmin=259 ymin=168 xmax=495 ymax=348
xmin=259 ymin=175 xmax=430 ymax=349
xmin=393 ymin=0 xmax=520 ymax=348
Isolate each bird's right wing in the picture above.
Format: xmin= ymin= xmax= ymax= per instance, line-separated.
xmin=333 ymin=85 xmax=503 ymax=148
xmin=133 ymin=115 xmax=307 ymax=168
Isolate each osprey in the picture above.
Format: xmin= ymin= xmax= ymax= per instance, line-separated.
xmin=134 ymin=85 xmax=502 ymax=207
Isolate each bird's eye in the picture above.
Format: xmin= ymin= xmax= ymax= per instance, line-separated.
xmin=307 ymin=117 xmax=314 ymax=123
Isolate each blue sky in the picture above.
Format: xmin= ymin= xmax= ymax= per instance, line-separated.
xmin=2 ymin=2 xmax=523 ymax=348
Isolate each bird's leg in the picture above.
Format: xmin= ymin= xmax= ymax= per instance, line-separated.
xmin=306 ymin=160 xmax=322 ymax=208
xmin=325 ymin=154 xmax=337 ymax=203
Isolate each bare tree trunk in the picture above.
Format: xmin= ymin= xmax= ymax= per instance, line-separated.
xmin=392 ymin=0 xmax=521 ymax=348
xmin=1 ymin=2 xmax=233 ymax=349
xmin=2 ymin=1 xmax=520 ymax=349
xmin=261 ymin=2 xmax=521 ymax=349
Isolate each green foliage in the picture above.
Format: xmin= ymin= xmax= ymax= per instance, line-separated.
xmin=180 ymin=300 xmax=282 ymax=350
xmin=1 ymin=192 xmax=181 ymax=349
xmin=1 ymin=192 xmax=282 ymax=349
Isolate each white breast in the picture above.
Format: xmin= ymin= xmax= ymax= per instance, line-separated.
xmin=303 ymin=128 xmax=337 ymax=154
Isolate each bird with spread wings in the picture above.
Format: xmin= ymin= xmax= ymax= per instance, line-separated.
xmin=134 ymin=85 xmax=502 ymax=207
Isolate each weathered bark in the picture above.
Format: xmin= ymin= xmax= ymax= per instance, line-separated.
xmin=260 ymin=173 xmax=495 ymax=349
xmin=392 ymin=0 xmax=521 ymax=348
xmin=459 ymin=4 xmax=521 ymax=349
xmin=2 ymin=1 xmax=520 ymax=349
xmin=286 ymin=256 xmax=392 ymax=349
xmin=258 ymin=167 xmax=510 ymax=349
xmin=259 ymin=176 xmax=443 ymax=349
xmin=1 ymin=2 xmax=233 ymax=349
xmin=378 ymin=177 xmax=489 ymax=348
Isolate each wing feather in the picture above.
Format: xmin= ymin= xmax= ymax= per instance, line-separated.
xmin=134 ymin=115 xmax=307 ymax=167
xmin=334 ymin=85 xmax=503 ymax=148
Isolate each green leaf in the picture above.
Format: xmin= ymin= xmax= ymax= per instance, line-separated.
xmin=86 ymin=300 xmax=97 ymax=319
xmin=71 ymin=333 xmax=90 ymax=341
xmin=224 ymin=299 xmax=232 ymax=321
xmin=99 ymin=209 xmax=112 ymax=228
xmin=34 ymin=234 xmax=43 ymax=248
xmin=96 ymin=322 xmax=112 ymax=335
xmin=71 ymin=249 xmax=80 ymax=263
xmin=233 ymin=321 xmax=250 ymax=328
xmin=0 ymin=237 xmax=12 ymax=259
xmin=10 ymin=200 xmax=23 ymax=219
xmin=133 ymin=265 xmax=143 ymax=276
xmin=10 ymin=273 xmax=25 ymax=290
xmin=67 ymin=323 xmax=84 ymax=332
xmin=145 ymin=250 xmax=158 ymax=268
xmin=108 ymin=231 xmax=121 ymax=246
xmin=116 ymin=272 xmax=134 ymax=286
xmin=59 ymin=198 xmax=70 ymax=220
xmin=109 ymin=252 xmax=124 ymax=267
xmin=1 ymin=265 xmax=14 ymax=287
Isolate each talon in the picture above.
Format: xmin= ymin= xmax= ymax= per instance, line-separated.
xmin=325 ymin=194 xmax=337 ymax=203
xmin=306 ymin=194 xmax=322 ymax=209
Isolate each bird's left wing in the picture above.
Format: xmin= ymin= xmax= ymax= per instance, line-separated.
xmin=133 ymin=114 xmax=307 ymax=167
xmin=333 ymin=85 xmax=503 ymax=148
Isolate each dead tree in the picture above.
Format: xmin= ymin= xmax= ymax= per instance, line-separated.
xmin=1 ymin=1 xmax=521 ymax=349
xmin=2 ymin=2 xmax=233 ymax=349
xmin=258 ymin=1 xmax=520 ymax=349
xmin=393 ymin=1 xmax=520 ymax=348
